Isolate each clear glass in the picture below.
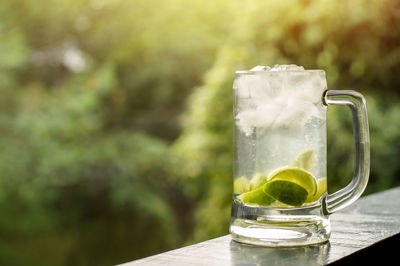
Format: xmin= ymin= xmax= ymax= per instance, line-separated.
xmin=230 ymin=69 xmax=370 ymax=246
xmin=323 ymin=90 xmax=370 ymax=214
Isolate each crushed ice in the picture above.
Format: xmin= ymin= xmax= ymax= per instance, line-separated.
xmin=270 ymin=64 xmax=304 ymax=71
xmin=234 ymin=65 xmax=326 ymax=136
xmin=250 ymin=65 xmax=271 ymax=71
xmin=249 ymin=64 xmax=305 ymax=72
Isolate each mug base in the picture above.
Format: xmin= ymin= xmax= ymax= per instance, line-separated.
xmin=230 ymin=201 xmax=330 ymax=247
xmin=230 ymin=217 xmax=330 ymax=247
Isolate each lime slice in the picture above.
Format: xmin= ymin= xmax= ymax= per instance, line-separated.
xmin=263 ymin=180 xmax=308 ymax=206
xmin=249 ymin=173 xmax=268 ymax=190
xmin=233 ymin=176 xmax=249 ymax=194
xmin=306 ymin=177 xmax=327 ymax=203
xmin=290 ymin=148 xmax=316 ymax=172
xmin=268 ymin=167 xmax=317 ymax=197
xmin=238 ymin=185 xmax=274 ymax=206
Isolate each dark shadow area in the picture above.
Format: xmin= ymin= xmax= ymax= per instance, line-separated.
xmin=328 ymin=233 xmax=400 ymax=265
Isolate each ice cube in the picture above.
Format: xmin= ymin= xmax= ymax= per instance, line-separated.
xmin=250 ymin=65 xmax=271 ymax=71
xmin=234 ymin=73 xmax=273 ymax=101
xmin=233 ymin=75 xmax=251 ymax=98
xmin=235 ymin=90 xmax=320 ymax=134
xmin=235 ymin=109 xmax=258 ymax=136
xmin=286 ymin=71 xmax=327 ymax=104
xmin=271 ymin=64 xmax=305 ymax=71
xmin=277 ymin=97 xmax=313 ymax=128
xmin=234 ymin=65 xmax=326 ymax=135
xmin=235 ymin=102 xmax=284 ymax=136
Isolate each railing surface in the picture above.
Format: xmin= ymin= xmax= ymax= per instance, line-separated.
xmin=120 ymin=187 xmax=400 ymax=266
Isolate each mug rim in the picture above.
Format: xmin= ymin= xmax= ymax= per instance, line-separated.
xmin=235 ymin=69 xmax=326 ymax=76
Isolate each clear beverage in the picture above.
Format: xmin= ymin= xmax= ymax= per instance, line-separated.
xmin=230 ymin=65 xmax=330 ymax=246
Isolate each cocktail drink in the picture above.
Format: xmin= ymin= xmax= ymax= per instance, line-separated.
xmin=230 ymin=65 xmax=370 ymax=246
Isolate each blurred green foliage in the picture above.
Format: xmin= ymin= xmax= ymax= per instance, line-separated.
xmin=0 ymin=0 xmax=399 ymax=265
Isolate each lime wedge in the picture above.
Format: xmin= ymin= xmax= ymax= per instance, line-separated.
xmin=268 ymin=167 xmax=317 ymax=197
xmin=306 ymin=177 xmax=327 ymax=203
xmin=238 ymin=185 xmax=274 ymax=206
xmin=233 ymin=176 xmax=249 ymax=194
xmin=290 ymin=148 xmax=316 ymax=172
xmin=263 ymin=180 xmax=308 ymax=206
xmin=249 ymin=173 xmax=268 ymax=190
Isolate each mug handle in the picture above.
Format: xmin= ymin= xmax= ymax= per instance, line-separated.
xmin=322 ymin=90 xmax=370 ymax=215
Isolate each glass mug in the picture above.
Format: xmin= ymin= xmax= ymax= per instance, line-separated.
xmin=230 ymin=65 xmax=370 ymax=246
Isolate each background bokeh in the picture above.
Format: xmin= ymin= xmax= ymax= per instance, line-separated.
xmin=1 ymin=0 xmax=400 ymax=265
